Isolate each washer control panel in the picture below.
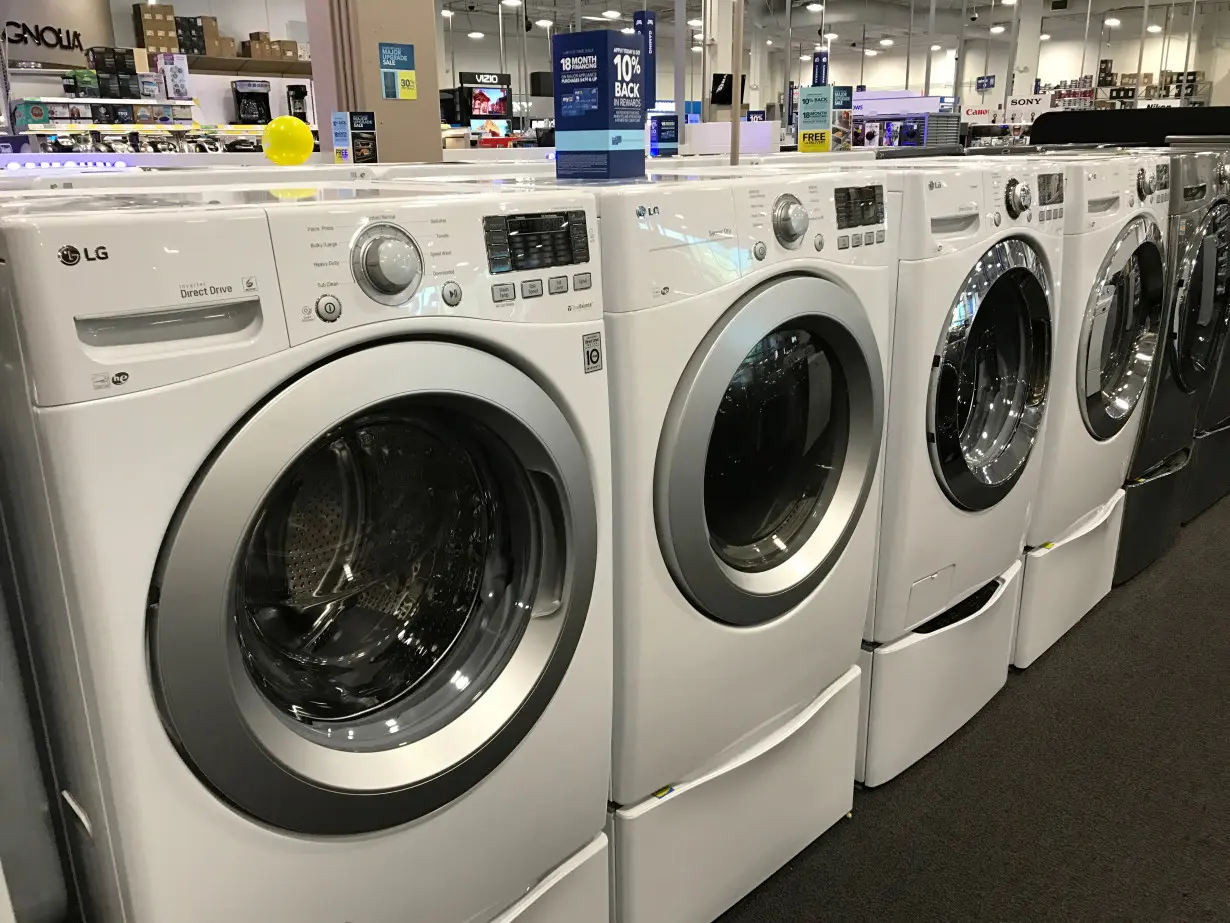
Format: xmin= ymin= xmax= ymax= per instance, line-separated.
xmin=483 ymin=210 xmax=590 ymax=274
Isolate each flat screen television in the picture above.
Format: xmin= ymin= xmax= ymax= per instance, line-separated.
xmin=710 ymin=73 xmax=747 ymax=105
xmin=471 ymin=87 xmax=509 ymax=117
xmin=471 ymin=117 xmax=511 ymax=138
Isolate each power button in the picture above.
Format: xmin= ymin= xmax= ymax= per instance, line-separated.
xmin=315 ymin=294 xmax=343 ymax=322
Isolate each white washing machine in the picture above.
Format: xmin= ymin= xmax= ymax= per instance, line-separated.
xmin=1009 ymin=151 xmax=1169 ymax=667
xmin=0 ymin=183 xmax=612 ymax=923
xmin=387 ymin=169 xmax=891 ymax=923
xmin=25 ymin=164 xmax=375 ymax=190
xmin=856 ymin=159 xmax=1061 ymax=786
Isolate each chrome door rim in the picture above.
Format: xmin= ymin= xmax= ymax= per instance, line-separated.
xmin=149 ymin=340 xmax=597 ymax=835
xmin=655 ymin=273 xmax=884 ymax=627
xmin=1171 ymin=201 xmax=1230 ymax=394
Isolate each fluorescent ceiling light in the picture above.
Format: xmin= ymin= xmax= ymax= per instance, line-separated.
xmin=687 ymin=17 xmax=703 ymax=26
xmin=806 ymin=2 xmax=824 ymax=10
xmin=692 ymin=45 xmax=702 ymax=52
xmin=500 ymin=0 xmax=521 ymax=6
xmin=879 ymin=37 xmax=893 ymax=46
xmin=931 ymin=43 xmax=942 ymax=50
xmin=1105 ymin=17 xmax=1121 ymax=26
xmin=1147 ymin=23 xmax=1162 ymax=32
xmin=1039 ymin=33 xmax=1050 ymax=40
xmin=468 ymin=30 xmax=484 ymax=38
xmin=602 ymin=9 xmax=621 ymax=18
xmin=865 ymin=49 xmax=877 ymax=56
xmin=766 ymin=39 xmax=773 ymax=45
xmin=800 ymin=54 xmax=811 ymax=60
xmin=693 ymin=32 xmax=703 ymax=39
xmin=441 ymin=8 xmax=453 ymax=16
xmin=1002 ymin=0 xmax=1016 ymax=5
xmin=824 ymin=32 xmax=838 ymax=40
xmin=535 ymin=18 xmax=553 ymax=26
xmin=620 ymin=26 xmax=634 ymax=33
xmin=815 ymin=43 xmax=824 ymax=50
xmin=990 ymin=25 xmax=1005 ymax=33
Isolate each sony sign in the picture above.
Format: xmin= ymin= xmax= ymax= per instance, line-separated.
xmin=5 ymin=21 xmax=84 ymax=52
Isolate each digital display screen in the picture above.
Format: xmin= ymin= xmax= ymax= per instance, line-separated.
xmin=484 ymin=211 xmax=590 ymax=274
xmin=1038 ymin=173 xmax=1064 ymax=206
xmin=471 ymin=117 xmax=511 ymax=138
xmin=1157 ymin=164 xmax=1170 ymax=190
xmin=471 ymin=87 xmax=509 ymax=117
xmin=835 ymin=185 xmax=885 ymax=229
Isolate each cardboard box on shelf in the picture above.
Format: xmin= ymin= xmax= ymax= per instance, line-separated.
xmin=151 ymin=53 xmax=190 ymax=99
xmin=197 ymin=15 xmax=220 ymax=40
xmin=97 ymin=74 xmax=122 ymax=98
xmin=176 ymin=17 xmax=206 ymax=55
xmin=272 ymin=40 xmax=299 ymax=60
xmin=218 ymin=36 xmax=237 ymax=57
xmin=139 ymin=73 xmax=163 ymax=100
xmin=62 ymin=68 xmax=101 ymax=98
xmin=297 ymin=41 xmax=310 ymax=61
xmin=85 ymin=46 xmax=118 ymax=73
xmin=249 ymin=31 xmax=271 ymax=42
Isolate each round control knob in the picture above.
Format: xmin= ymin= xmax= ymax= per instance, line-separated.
xmin=351 ymin=224 xmax=422 ymax=305
xmin=1137 ymin=167 xmax=1155 ymax=199
xmin=752 ymin=241 xmax=768 ymax=261
xmin=772 ymin=194 xmax=809 ymax=248
xmin=363 ymin=237 xmax=420 ymax=295
xmin=813 ymin=233 xmax=825 ymax=252
xmin=1005 ymin=179 xmax=1032 ymax=218
xmin=315 ymin=294 xmax=342 ymax=323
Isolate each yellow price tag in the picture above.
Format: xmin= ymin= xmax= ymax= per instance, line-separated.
xmin=397 ymin=70 xmax=418 ymax=100
xmin=799 ymin=129 xmax=830 ymax=153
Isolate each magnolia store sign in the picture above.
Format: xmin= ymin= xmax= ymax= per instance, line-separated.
xmin=3 ymin=0 xmax=114 ymax=64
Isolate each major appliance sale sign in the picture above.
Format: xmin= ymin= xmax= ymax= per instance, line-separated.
xmin=553 ymin=30 xmax=646 ymax=180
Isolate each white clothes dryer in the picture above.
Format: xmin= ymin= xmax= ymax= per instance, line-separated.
xmin=0 ymin=184 xmax=612 ymax=923
xmin=26 ymin=164 xmax=376 ymax=190
xmin=384 ymin=169 xmax=892 ymax=923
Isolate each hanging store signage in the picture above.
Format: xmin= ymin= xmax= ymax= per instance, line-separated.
xmin=975 ymin=75 xmax=995 ymax=92
xmin=633 ymin=11 xmax=656 ymax=107
xmin=459 ymin=72 xmax=511 ymax=87
xmin=378 ymin=42 xmax=417 ymax=100
xmin=812 ymin=51 xmax=829 ymax=87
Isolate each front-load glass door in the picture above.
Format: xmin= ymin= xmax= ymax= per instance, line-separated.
xmin=1173 ymin=202 xmax=1230 ymax=393
xmin=1078 ymin=216 xmax=1166 ymax=440
xmin=929 ymin=238 xmax=1053 ymax=511
xmin=150 ymin=342 xmax=597 ymax=835
xmin=656 ymin=273 xmax=884 ymax=627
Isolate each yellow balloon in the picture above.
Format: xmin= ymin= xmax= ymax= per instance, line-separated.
xmin=262 ymin=116 xmax=316 ymax=166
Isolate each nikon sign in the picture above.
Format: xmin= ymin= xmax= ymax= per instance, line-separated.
xmin=2 ymin=0 xmax=113 ymax=64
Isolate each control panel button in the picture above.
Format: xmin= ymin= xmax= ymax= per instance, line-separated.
xmin=548 ymin=275 xmax=569 ymax=294
xmin=814 ymin=233 xmax=825 ymax=252
xmin=875 ymin=229 xmax=886 ymax=243
xmin=1058 ymin=206 xmax=1064 ymax=218
xmin=863 ymin=232 xmax=875 ymax=246
xmin=753 ymin=241 xmax=767 ymax=261
xmin=837 ymin=235 xmax=850 ymax=250
xmin=993 ymin=211 xmax=1003 ymax=227
xmin=851 ymin=234 xmax=862 ymax=248
xmin=521 ymin=279 xmax=544 ymax=298
xmin=314 ymin=294 xmax=342 ymax=323
xmin=573 ymin=272 xmax=593 ymax=291
xmin=492 ymin=282 xmax=516 ymax=303
xmin=441 ymin=281 xmax=463 ymax=307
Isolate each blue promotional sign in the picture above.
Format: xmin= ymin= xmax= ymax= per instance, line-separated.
xmin=377 ymin=43 xmax=417 ymax=99
xmin=975 ymin=75 xmax=996 ymax=92
xmin=649 ymin=112 xmax=678 ymax=156
xmin=832 ymin=85 xmax=853 ymax=110
xmin=812 ymin=51 xmax=829 ymax=87
xmin=553 ymin=29 xmax=646 ymax=179
xmin=746 ymin=110 xmax=767 ymax=121
xmin=633 ymin=11 xmax=656 ymax=108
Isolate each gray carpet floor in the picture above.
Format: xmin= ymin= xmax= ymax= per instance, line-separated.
xmin=718 ymin=496 xmax=1230 ymax=922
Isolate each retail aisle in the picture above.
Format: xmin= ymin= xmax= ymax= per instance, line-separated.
xmin=720 ymin=497 xmax=1230 ymax=922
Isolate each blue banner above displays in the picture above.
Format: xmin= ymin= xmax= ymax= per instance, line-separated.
xmin=812 ymin=51 xmax=829 ymax=87
xmin=553 ymin=29 xmax=646 ymax=180
xmin=633 ymin=11 xmax=656 ymax=107
xmin=975 ymin=74 xmax=996 ymax=92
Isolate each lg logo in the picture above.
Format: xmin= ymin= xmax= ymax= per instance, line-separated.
xmin=636 ymin=205 xmax=660 ymax=218
xmin=58 ymin=244 xmax=108 ymax=266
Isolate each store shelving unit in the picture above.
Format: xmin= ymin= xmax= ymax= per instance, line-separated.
xmin=184 ymin=55 xmax=312 ymax=77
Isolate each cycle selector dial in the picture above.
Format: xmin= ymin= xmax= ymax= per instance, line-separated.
xmin=1137 ymin=168 xmax=1155 ymax=199
xmin=1005 ymin=179 xmax=1032 ymax=219
xmin=772 ymin=194 xmax=809 ymax=248
xmin=351 ymin=224 xmax=423 ymax=305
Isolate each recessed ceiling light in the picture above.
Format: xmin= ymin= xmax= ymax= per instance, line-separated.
xmin=500 ymin=0 xmax=521 ymax=6
xmin=815 ymin=43 xmax=824 ymax=50
xmin=692 ymin=45 xmax=702 ymax=52
xmin=824 ymin=32 xmax=838 ymax=40
xmin=441 ymin=8 xmax=453 ymax=16
xmin=620 ymin=26 xmax=634 ymax=33
xmin=1039 ymin=33 xmax=1050 ymax=40
xmin=1002 ymin=0 xmax=1016 ymax=5
xmin=766 ymin=39 xmax=773 ymax=45
xmin=1105 ymin=16 xmax=1121 ymax=26
xmin=799 ymin=54 xmax=811 ymax=60
xmin=693 ymin=32 xmax=703 ymax=39
xmin=687 ymin=17 xmax=703 ymax=26
xmin=879 ymin=37 xmax=893 ymax=46
xmin=990 ymin=25 xmax=1005 ymax=33
xmin=806 ymin=2 xmax=824 ymax=10
xmin=468 ymin=30 xmax=484 ymax=38
xmin=865 ymin=49 xmax=877 ymax=56
xmin=602 ymin=9 xmax=621 ymax=18
xmin=1147 ymin=23 xmax=1162 ymax=32
xmin=535 ymin=18 xmax=553 ymax=27
xmin=931 ymin=43 xmax=941 ymax=50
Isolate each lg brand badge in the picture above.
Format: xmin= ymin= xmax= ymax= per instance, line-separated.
xmin=58 ymin=245 xmax=109 ymax=266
